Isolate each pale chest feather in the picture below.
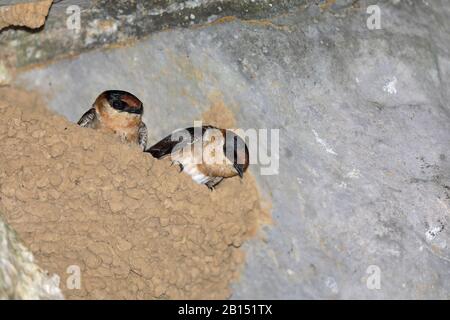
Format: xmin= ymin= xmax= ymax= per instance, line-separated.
xmin=96 ymin=108 xmax=140 ymax=143
xmin=171 ymin=142 xmax=237 ymax=185
xmin=199 ymin=140 xmax=237 ymax=178
xmin=170 ymin=150 xmax=209 ymax=185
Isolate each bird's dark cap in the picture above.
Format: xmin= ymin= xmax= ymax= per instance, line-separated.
xmin=99 ymin=90 xmax=143 ymax=115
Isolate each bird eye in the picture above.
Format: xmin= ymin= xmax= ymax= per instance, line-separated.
xmin=113 ymin=101 xmax=123 ymax=110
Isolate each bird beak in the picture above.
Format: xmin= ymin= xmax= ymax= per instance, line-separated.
xmin=234 ymin=163 xmax=244 ymax=178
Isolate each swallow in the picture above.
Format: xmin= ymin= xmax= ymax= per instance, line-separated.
xmin=146 ymin=126 xmax=249 ymax=190
xmin=77 ymin=90 xmax=148 ymax=150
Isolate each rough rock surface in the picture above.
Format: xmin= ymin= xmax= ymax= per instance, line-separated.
xmin=0 ymin=0 xmax=53 ymax=31
xmin=15 ymin=0 xmax=450 ymax=299
xmin=0 ymin=0 xmax=306 ymax=68
xmin=0 ymin=213 xmax=63 ymax=300
xmin=0 ymin=88 xmax=266 ymax=299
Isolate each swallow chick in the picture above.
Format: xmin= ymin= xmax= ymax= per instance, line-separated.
xmin=146 ymin=126 xmax=249 ymax=190
xmin=77 ymin=90 xmax=148 ymax=150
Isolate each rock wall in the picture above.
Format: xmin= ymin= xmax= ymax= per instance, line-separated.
xmin=0 ymin=0 xmax=306 ymax=68
xmin=13 ymin=0 xmax=450 ymax=299
xmin=1 ymin=0 xmax=449 ymax=299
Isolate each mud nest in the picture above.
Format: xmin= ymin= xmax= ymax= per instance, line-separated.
xmin=0 ymin=88 xmax=266 ymax=299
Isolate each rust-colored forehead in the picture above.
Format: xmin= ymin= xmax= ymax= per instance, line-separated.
xmin=120 ymin=94 xmax=142 ymax=109
xmin=95 ymin=90 xmax=143 ymax=114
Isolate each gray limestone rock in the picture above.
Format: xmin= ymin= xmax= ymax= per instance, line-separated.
xmin=8 ymin=0 xmax=450 ymax=299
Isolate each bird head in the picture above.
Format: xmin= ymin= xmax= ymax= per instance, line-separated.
xmin=223 ymin=130 xmax=249 ymax=178
xmin=95 ymin=90 xmax=143 ymax=115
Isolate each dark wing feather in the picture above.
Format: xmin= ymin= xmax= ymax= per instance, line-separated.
xmin=138 ymin=122 xmax=148 ymax=150
xmin=145 ymin=130 xmax=191 ymax=159
xmin=146 ymin=126 xmax=214 ymax=159
xmin=77 ymin=108 xmax=97 ymax=128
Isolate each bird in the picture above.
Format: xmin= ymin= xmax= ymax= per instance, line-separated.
xmin=77 ymin=90 xmax=148 ymax=150
xmin=146 ymin=126 xmax=249 ymax=190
